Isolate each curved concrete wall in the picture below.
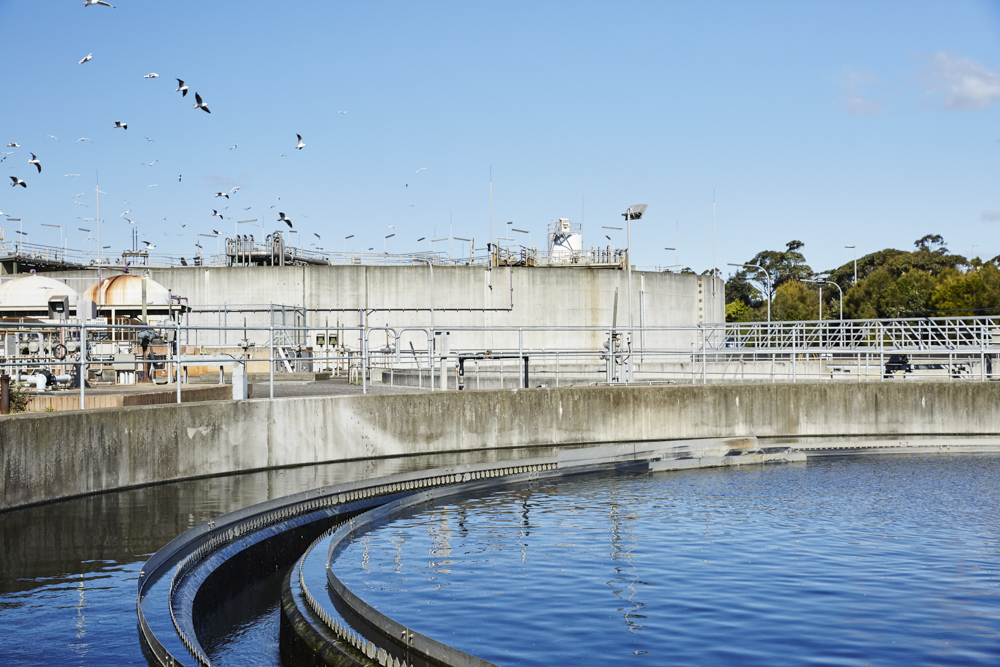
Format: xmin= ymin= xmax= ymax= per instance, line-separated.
xmin=3 ymin=382 xmax=1000 ymax=510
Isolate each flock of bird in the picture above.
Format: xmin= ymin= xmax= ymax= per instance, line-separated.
xmin=4 ymin=1 xmax=434 ymax=260
xmin=2 ymin=1 xmax=317 ymax=260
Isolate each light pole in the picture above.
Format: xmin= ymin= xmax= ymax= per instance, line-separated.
xmin=728 ymin=262 xmax=772 ymax=323
xmin=511 ymin=228 xmax=530 ymax=247
xmin=236 ymin=218 xmax=257 ymax=241
xmin=622 ymin=204 xmax=648 ymax=382
xmin=665 ymin=247 xmax=677 ymax=272
xmin=415 ymin=258 xmax=434 ymax=391
xmin=15 ymin=229 xmax=27 ymax=252
xmin=432 ymin=237 xmax=448 ymax=260
xmin=804 ymin=279 xmax=843 ymax=321
xmin=41 ymin=223 xmax=63 ymax=258
xmin=602 ymin=225 xmax=624 ymax=249
xmin=78 ymin=227 xmax=92 ymax=262
xmin=344 ymin=234 xmax=354 ymax=256
xmin=845 ymin=245 xmax=857 ymax=284
xmin=384 ymin=233 xmax=395 ymax=254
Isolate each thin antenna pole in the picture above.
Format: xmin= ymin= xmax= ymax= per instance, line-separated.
xmin=582 ymin=195 xmax=585 ymax=236
xmin=675 ymin=220 xmax=679 ymax=272
xmin=489 ymin=167 xmax=493 ymax=258
xmin=96 ymin=171 xmax=102 ymax=308
xmin=712 ymin=191 xmax=716 ymax=295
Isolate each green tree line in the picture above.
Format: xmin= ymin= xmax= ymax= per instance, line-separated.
xmin=724 ymin=235 xmax=1000 ymax=322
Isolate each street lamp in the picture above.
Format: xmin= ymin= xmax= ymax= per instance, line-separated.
xmin=344 ymin=234 xmax=354 ymax=255
xmin=602 ymin=225 xmax=624 ymax=249
xmin=665 ymin=247 xmax=677 ymax=272
xmin=845 ymin=245 xmax=857 ymax=284
xmin=622 ymin=204 xmax=648 ymax=383
xmin=728 ymin=262 xmax=772 ymax=323
xmin=511 ymin=228 xmax=531 ymax=248
xmin=805 ymin=278 xmax=843 ymax=321
xmin=237 ymin=218 xmax=258 ymax=242
xmin=41 ymin=223 xmax=64 ymax=257
xmin=384 ymin=233 xmax=395 ymax=254
xmin=79 ymin=227 xmax=92 ymax=262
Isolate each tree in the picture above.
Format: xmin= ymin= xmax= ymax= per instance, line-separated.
xmin=725 ymin=299 xmax=757 ymax=322
xmin=771 ymin=280 xmax=818 ymax=321
xmin=931 ymin=264 xmax=1000 ymax=314
xmin=743 ymin=240 xmax=813 ymax=300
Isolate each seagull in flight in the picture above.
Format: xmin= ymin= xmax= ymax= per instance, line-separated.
xmin=144 ymin=73 xmax=159 ymax=79
xmin=230 ymin=186 xmax=241 ymax=194
xmin=64 ymin=173 xmax=80 ymax=177
xmin=178 ymin=174 xmax=182 ymax=182
xmin=143 ymin=241 xmax=156 ymax=249
xmin=179 ymin=223 xmax=189 ymax=228
xmin=120 ymin=210 xmax=130 ymax=217
xmin=229 ymin=144 xmax=237 ymax=150
xmin=141 ymin=160 xmax=157 ymax=167
xmin=1 ymin=156 xmax=6 ymax=163
xmin=146 ymin=184 xmax=158 ymax=188
xmin=9 ymin=176 xmax=26 ymax=188
xmin=278 ymin=212 xmax=292 ymax=228
xmin=124 ymin=217 xmax=137 ymax=225
xmin=193 ymin=92 xmax=210 ymax=113
xmin=6 ymin=143 xmax=19 ymax=148
xmin=77 ymin=137 xmax=91 ymax=142
xmin=278 ymin=154 xmax=286 ymax=157
xmin=74 ymin=193 xmax=84 ymax=197
xmin=82 ymin=0 xmax=116 ymax=7
xmin=211 ymin=229 xmax=221 ymax=236
xmin=212 ymin=209 xmax=223 ymax=220
xmin=214 ymin=192 xmax=229 ymax=199
xmin=75 ymin=201 xmax=88 ymax=207
xmin=114 ymin=120 xmax=127 ymax=130
xmin=415 ymin=167 xmax=427 ymax=173
xmin=338 ymin=111 xmax=348 ymax=114
xmin=295 ymin=134 xmax=305 ymax=150
xmin=242 ymin=206 xmax=251 ymax=211
xmin=28 ymin=154 xmax=40 ymax=173
xmin=145 ymin=137 xmax=154 ymax=142
xmin=79 ymin=53 xmax=93 ymax=64
xmin=46 ymin=135 xmax=58 ymax=141
xmin=175 ymin=79 xmax=188 ymax=97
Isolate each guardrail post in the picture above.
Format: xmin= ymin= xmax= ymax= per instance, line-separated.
xmin=791 ymin=327 xmax=796 ymax=383
xmin=518 ymin=328 xmax=523 ymax=388
xmin=79 ymin=320 xmax=87 ymax=410
xmin=176 ymin=319 xmax=182 ymax=404
xmin=269 ymin=317 xmax=275 ymax=398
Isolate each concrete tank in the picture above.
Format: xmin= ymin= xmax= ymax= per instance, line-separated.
xmin=0 ymin=274 xmax=79 ymax=316
xmin=83 ymin=274 xmax=171 ymax=307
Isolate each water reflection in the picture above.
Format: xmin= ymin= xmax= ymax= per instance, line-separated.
xmin=0 ymin=445 xmax=565 ymax=666
xmin=331 ymin=457 xmax=1000 ymax=666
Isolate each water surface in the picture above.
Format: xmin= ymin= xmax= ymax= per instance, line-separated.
xmin=331 ymin=455 xmax=1000 ymax=666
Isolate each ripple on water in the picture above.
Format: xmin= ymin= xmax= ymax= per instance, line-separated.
xmin=330 ymin=455 xmax=1000 ymax=666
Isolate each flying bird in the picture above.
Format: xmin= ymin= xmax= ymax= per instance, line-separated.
xmin=28 ymin=154 xmax=40 ymax=173
xmin=143 ymin=241 xmax=156 ymax=249
xmin=120 ymin=210 xmax=130 ymax=217
xmin=74 ymin=193 xmax=84 ymax=197
xmin=0 ymin=156 xmax=6 ymax=163
xmin=214 ymin=192 xmax=229 ymax=199
xmin=242 ymin=206 xmax=251 ymax=211
xmin=175 ymin=79 xmax=188 ymax=97
xmin=141 ymin=160 xmax=157 ymax=167
xmin=144 ymin=73 xmax=159 ymax=79
xmin=124 ymin=217 xmax=137 ymax=225
xmin=295 ymin=134 xmax=305 ymax=149
xmin=278 ymin=154 xmax=286 ymax=157
xmin=64 ymin=173 xmax=80 ymax=177
xmin=229 ymin=144 xmax=237 ymax=150
xmin=114 ymin=120 xmax=127 ymax=130
xmin=9 ymin=176 xmax=26 ymax=188
xmin=6 ymin=143 xmax=19 ymax=148
xmin=212 ymin=210 xmax=223 ymax=219
xmin=75 ymin=201 xmax=88 ymax=206
xmin=178 ymin=174 xmax=182 ymax=182
xmin=230 ymin=186 xmax=240 ymax=194
xmin=192 ymin=92 xmax=210 ymax=113
xmin=77 ymin=137 xmax=91 ymax=142
xmin=179 ymin=223 xmax=189 ymax=228
xmin=79 ymin=53 xmax=93 ymax=64
xmin=278 ymin=212 xmax=292 ymax=228
xmin=46 ymin=135 xmax=58 ymax=141
xmin=145 ymin=137 xmax=154 ymax=142
xmin=211 ymin=229 xmax=221 ymax=235
xmin=81 ymin=0 xmax=116 ymax=7
xmin=146 ymin=184 xmax=157 ymax=187
xmin=415 ymin=167 xmax=427 ymax=173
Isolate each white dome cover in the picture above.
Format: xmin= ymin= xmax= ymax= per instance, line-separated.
xmin=0 ymin=274 xmax=79 ymax=308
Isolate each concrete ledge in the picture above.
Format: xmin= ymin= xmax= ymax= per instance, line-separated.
xmin=5 ymin=382 xmax=1000 ymax=511
xmin=21 ymin=384 xmax=244 ymax=412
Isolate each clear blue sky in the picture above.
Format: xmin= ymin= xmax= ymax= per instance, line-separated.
xmin=2 ymin=1 xmax=999 ymax=275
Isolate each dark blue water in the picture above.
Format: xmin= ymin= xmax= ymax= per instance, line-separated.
xmin=331 ymin=456 xmax=1000 ymax=666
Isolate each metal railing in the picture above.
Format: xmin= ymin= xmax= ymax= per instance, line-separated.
xmin=2 ymin=315 xmax=999 ymax=414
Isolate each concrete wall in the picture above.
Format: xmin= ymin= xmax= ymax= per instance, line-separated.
xmin=4 ymin=382 xmax=1000 ymax=510
xmin=42 ymin=265 xmax=725 ymax=353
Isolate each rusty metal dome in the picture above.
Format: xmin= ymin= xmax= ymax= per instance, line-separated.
xmin=83 ymin=274 xmax=171 ymax=306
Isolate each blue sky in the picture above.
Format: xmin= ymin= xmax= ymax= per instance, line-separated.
xmin=1 ymin=1 xmax=999 ymax=274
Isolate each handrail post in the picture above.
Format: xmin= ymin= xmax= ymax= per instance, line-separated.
xmin=79 ymin=320 xmax=87 ymax=409
xmin=176 ymin=318 xmax=182 ymax=404
xmin=269 ymin=315 xmax=274 ymax=398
